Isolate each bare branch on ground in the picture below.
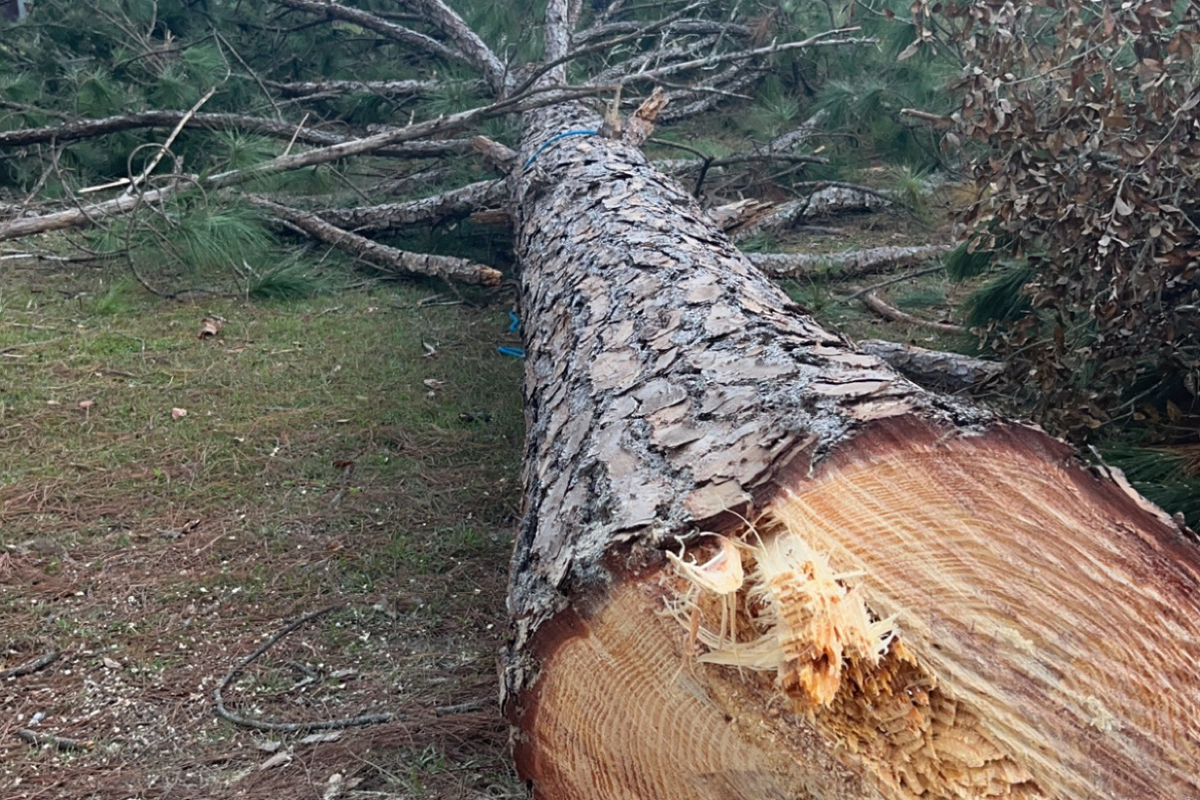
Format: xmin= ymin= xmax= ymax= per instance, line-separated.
xmin=730 ymin=183 xmax=894 ymax=241
xmin=856 ymin=289 xmax=966 ymax=334
xmin=267 ymin=78 xmax=446 ymax=98
xmin=250 ymin=196 xmax=502 ymax=286
xmin=749 ymin=244 xmax=951 ymax=280
xmin=313 ymin=180 xmax=505 ymax=233
xmin=0 ymin=84 xmax=605 ymax=242
xmin=0 ymin=112 xmax=474 ymax=158
xmin=0 ymin=650 xmax=59 ymax=679
xmin=14 ymin=729 xmax=94 ymax=751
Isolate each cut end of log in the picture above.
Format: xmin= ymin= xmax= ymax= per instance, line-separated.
xmin=477 ymin=265 xmax=503 ymax=286
xmin=511 ymin=419 xmax=1200 ymax=800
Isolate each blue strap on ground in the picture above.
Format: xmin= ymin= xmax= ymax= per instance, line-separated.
xmin=523 ymin=129 xmax=598 ymax=169
xmin=499 ymin=309 xmax=525 ymax=358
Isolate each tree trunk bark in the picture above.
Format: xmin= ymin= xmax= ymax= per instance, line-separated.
xmin=503 ymin=100 xmax=1200 ymax=800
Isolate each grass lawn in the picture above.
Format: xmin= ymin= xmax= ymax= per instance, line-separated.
xmin=0 ymin=262 xmax=527 ymax=799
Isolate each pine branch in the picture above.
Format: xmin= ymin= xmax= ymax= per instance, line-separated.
xmin=857 ymin=290 xmax=965 ymax=334
xmin=0 ymin=85 xmax=605 ymax=242
xmin=314 ymin=180 xmax=505 ymax=232
xmin=391 ymin=0 xmax=507 ymax=94
xmin=249 ymin=196 xmax=502 ymax=286
xmin=612 ymin=29 xmax=876 ymax=86
xmin=544 ymin=0 xmax=573 ymax=75
xmin=516 ymin=2 xmax=708 ymax=97
xmin=267 ymin=0 xmax=469 ymax=67
xmin=268 ymin=79 xmax=446 ymax=98
xmin=0 ymin=111 xmax=469 ymax=158
xmin=575 ymin=19 xmax=752 ymax=45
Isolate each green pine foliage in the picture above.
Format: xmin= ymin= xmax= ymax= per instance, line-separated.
xmin=943 ymin=242 xmax=995 ymax=282
xmin=962 ymin=263 xmax=1035 ymax=329
xmin=1100 ymin=445 xmax=1200 ymax=523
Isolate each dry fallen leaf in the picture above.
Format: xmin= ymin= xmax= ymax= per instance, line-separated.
xmin=199 ymin=316 xmax=224 ymax=339
xmin=101 ymin=656 xmax=122 ymax=670
xmin=78 ymin=400 xmax=95 ymax=412
xmin=171 ymin=407 xmax=188 ymax=420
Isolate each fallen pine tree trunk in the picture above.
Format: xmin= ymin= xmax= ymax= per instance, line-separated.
xmin=502 ymin=93 xmax=1200 ymax=800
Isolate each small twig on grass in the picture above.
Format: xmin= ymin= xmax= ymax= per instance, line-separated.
xmin=434 ymin=700 xmax=486 ymax=716
xmin=214 ymin=605 xmax=395 ymax=733
xmin=14 ymin=728 xmax=94 ymax=751
xmin=1 ymin=650 xmax=60 ymax=680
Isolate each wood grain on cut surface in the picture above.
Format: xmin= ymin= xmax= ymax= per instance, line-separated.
xmin=773 ymin=420 xmax=1200 ymax=799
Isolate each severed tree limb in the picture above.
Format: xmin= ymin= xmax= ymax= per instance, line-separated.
xmin=266 ymin=0 xmax=470 ymax=68
xmin=857 ymin=289 xmax=966 ymax=334
xmin=249 ymin=196 xmax=502 ymax=286
xmin=313 ymin=180 xmax=506 ymax=232
xmin=622 ymin=89 xmax=669 ymax=146
xmin=749 ymin=244 xmax=951 ymax=280
xmin=392 ymin=0 xmax=507 ymax=94
xmin=856 ymin=339 xmax=1001 ymax=393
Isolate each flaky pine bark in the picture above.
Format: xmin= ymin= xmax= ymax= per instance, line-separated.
xmin=502 ymin=97 xmax=1200 ymax=800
